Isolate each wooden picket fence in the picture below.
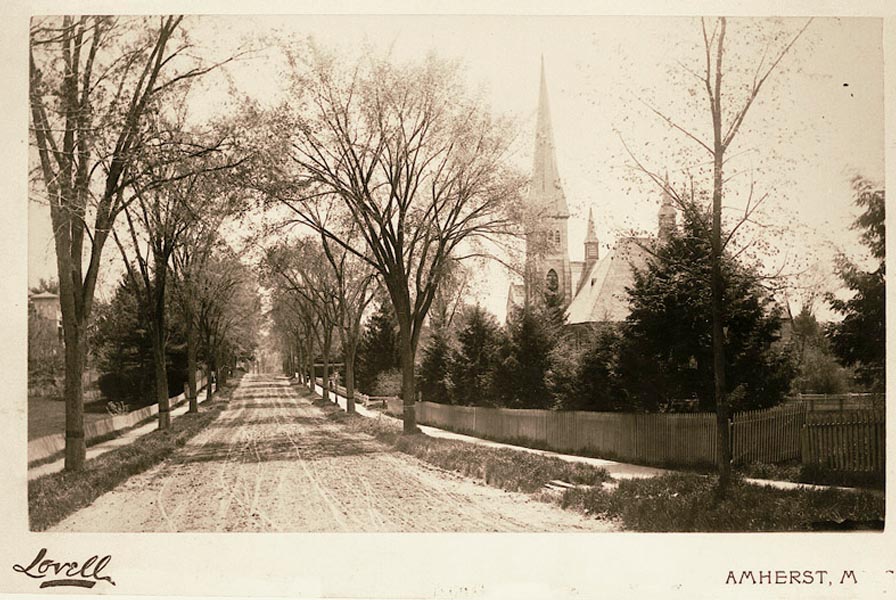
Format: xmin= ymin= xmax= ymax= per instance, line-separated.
xmin=785 ymin=393 xmax=884 ymax=413
xmin=731 ymin=402 xmax=807 ymax=465
xmin=401 ymin=401 xmax=719 ymax=467
xmin=801 ymin=410 xmax=885 ymax=473
xmin=381 ymin=397 xmax=884 ymax=472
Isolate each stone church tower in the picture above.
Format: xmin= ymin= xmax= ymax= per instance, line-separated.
xmin=524 ymin=59 xmax=572 ymax=306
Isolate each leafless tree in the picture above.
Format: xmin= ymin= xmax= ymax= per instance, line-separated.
xmin=254 ymin=47 xmax=525 ymax=432
xmin=29 ymin=15 xmax=236 ymax=469
xmin=620 ymin=16 xmax=812 ymax=494
xmin=112 ymin=110 xmax=244 ymax=428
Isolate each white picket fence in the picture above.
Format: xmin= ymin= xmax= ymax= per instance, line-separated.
xmin=380 ymin=397 xmax=884 ymax=472
xmin=28 ymin=374 xmax=207 ymax=464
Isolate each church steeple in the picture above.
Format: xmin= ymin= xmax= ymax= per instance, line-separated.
xmin=658 ymin=170 xmax=677 ymax=242
xmin=524 ymin=57 xmax=572 ymax=306
xmin=530 ymin=56 xmax=569 ymax=218
xmin=584 ymin=206 xmax=599 ymax=260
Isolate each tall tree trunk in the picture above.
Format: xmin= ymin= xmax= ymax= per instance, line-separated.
xmin=397 ymin=321 xmax=417 ymax=434
xmin=186 ymin=322 xmax=198 ymax=413
xmin=219 ymin=353 xmax=228 ymax=387
xmin=710 ymin=27 xmax=731 ymax=495
xmin=321 ymin=331 xmax=331 ymax=402
xmin=205 ymin=362 xmax=214 ymax=401
xmin=151 ymin=321 xmax=170 ymax=430
xmin=206 ymin=338 xmax=215 ymax=401
xmin=306 ymin=336 xmax=315 ymax=393
xmin=344 ymin=341 xmax=356 ymax=414
xmin=62 ymin=321 xmax=87 ymax=471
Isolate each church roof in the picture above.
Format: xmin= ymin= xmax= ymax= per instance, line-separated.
xmin=566 ymin=237 xmax=653 ymax=324
xmin=529 ymin=58 xmax=569 ymax=219
xmin=506 ymin=282 xmax=526 ymax=318
xmin=570 ymin=260 xmax=585 ymax=294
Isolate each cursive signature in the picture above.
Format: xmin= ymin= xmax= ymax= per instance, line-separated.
xmin=12 ymin=548 xmax=116 ymax=588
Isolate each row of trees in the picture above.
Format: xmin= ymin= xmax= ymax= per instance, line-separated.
xmin=249 ymin=45 xmax=525 ymax=432
xmin=29 ymin=16 xmax=257 ymax=469
xmin=416 ymin=178 xmax=884 ymax=413
xmin=92 ymin=242 xmax=259 ymax=410
xmin=417 ymin=208 xmax=797 ymax=413
xmin=264 ymin=234 xmax=377 ymax=413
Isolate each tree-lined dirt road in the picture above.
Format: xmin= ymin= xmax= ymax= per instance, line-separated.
xmin=52 ymin=375 xmax=615 ymax=532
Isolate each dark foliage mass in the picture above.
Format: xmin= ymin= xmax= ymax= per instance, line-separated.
xmin=91 ymin=278 xmax=189 ymax=407
xmin=450 ymin=306 xmax=504 ymax=407
xmin=355 ymin=302 xmax=401 ymax=394
xmin=618 ymin=213 xmax=794 ymax=412
xmin=418 ymin=326 xmax=452 ymax=405
xmin=827 ymin=179 xmax=885 ymax=392
xmin=492 ymin=305 xmax=557 ymax=409
xmin=410 ymin=207 xmax=797 ymax=414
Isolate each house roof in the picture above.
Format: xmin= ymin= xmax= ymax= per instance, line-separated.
xmin=566 ymin=236 xmax=653 ymax=324
xmin=29 ymin=291 xmax=59 ymax=301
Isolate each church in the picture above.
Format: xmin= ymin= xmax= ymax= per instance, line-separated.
xmin=506 ymin=61 xmax=677 ymax=325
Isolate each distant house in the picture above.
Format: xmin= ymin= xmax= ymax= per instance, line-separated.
xmin=506 ymin=61 xmax=675 ymax=325
xmin=28 ymin=291 xmax=62 ymax=338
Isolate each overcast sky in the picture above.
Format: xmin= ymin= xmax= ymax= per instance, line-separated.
xmin=28 ymin=15 xmax=884 ymax=320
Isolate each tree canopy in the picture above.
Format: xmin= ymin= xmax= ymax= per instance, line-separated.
xmin=827 ymin=178 xmax=885 ymax=392
xmin=620 ymin=210 xmax=794 ymax=413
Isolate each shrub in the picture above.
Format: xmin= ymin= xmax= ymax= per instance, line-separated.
xmin=372 ymin=368 xmax=402 ymax=397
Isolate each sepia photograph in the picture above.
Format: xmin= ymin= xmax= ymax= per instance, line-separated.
xmin=2 ymin=2 xmax=893 ymax=598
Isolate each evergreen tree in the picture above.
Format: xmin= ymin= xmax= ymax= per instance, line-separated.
xmin=418 ymin=326 xmax=452 ymax=404
xmin=91 ymin=277 xmax=189 ymax=407
xmin=574 ymin=326 xmax=627 ymax=411
xmin=449 ymin=305 xmax=502 ymax=406
xmin=356 ymin=302 xmax=400 ymax=393
xmin=827 ymin=178 xmax=885 ymax=392
xmin=493 ymin=305 xmax=555 ymax=409
xmin=619 ymin=211 xmax=794 ymax=413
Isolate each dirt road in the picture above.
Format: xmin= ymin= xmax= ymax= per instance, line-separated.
xmin=52 ymin=374 xmax=614 ymax=532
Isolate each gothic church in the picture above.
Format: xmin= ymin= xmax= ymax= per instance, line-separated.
xmin=506 ymin=61 xmax=676 ymax=324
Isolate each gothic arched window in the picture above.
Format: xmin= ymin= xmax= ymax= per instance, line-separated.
xmin=546 ymin=269 xmax=559 ymax=292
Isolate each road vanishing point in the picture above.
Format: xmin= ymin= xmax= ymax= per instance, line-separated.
xmin=52 ymin=374 xmax=615 ymax=532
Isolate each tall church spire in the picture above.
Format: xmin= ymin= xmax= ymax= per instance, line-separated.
xmin=529 ymin=57 xmax=569 ymax=218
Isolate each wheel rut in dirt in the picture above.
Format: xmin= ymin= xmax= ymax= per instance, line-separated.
xmin=51 ymin=374 xmax=616 ymax=532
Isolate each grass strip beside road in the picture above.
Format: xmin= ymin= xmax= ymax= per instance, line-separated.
xmin=29 ymin=377 xmax=241 ymax=532
xmin=317 ymin=395 xmax=885 ymax=532
xmin=316 ymin=397 xmax=613 ymax=492
xmin=560 ymin=473 xmax=885 ymax=532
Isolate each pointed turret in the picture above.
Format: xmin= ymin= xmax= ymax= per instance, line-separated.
xmin=584 ymin=206 xmax=599 ymax=261
xmin=658 ymin=171 xmax=677 ymax=242
xmin=577 ymin=205 xmax=601 ymax=294
xmin=529 ymin=57 xmax=568 ymax=218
